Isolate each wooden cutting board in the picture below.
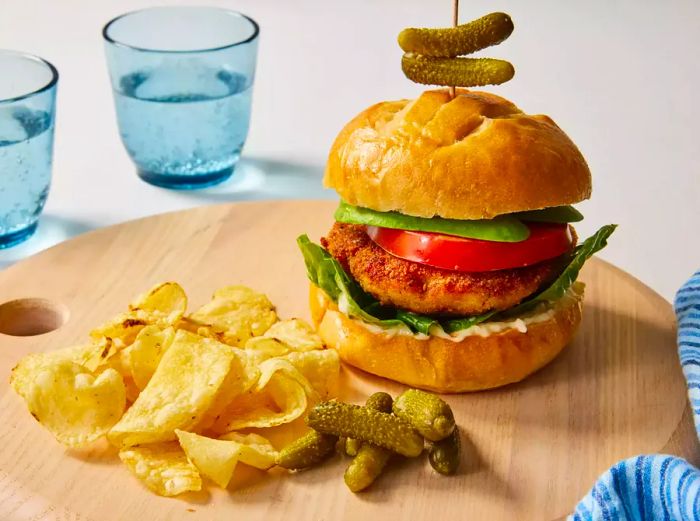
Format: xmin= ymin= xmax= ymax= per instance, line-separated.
xmin=0 ymin=200 xmax=695 ymax=521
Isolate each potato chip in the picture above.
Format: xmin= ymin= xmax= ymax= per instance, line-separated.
xmin=131 ymin=282 xmax=188 ymax=322
xmin=175 ymin=316 xmax=203 ymax=334
xmin=189 ymin=285 xmax=277 ymax=347
xmin=82 ymin=337 xmax=126 ymax=372
xmin=244 ymin=337 xmax=290 ymax=363
xmin=176 ymin=430 xmax=242 ymax=488
xmin=218 ymin=432 xmax=278 ymax=470
xmin=121 ymin=376 xmax=142 ymax=404
xmin=17 ymin=360 xmax=125 ymax=447
xmin=108 ymin=330 xmax=237 ymax=447
xmin=262 ymin=319 xmax=323 ymax=352
xmin=212 ymin=359 xmax=310 ymax=433
xmin=11 ymin=344 xmax=99 ymax=395
xmin=121 ymin=326 xmax=176 ymax=390
xmin=281 ymin=349 xmax=340 ymax=399
xmin=91 ymin=347 xmax=140 ymax=403
xmin=104 ymin=345 xmax=130 ymax=377
xmin=98 ymin=347 xmax=146 ymax=404
xmin=191 ymin=348 xmax=259 ymax=433
xmin=119 ymin=442 xmax=201 ymax=497
xmin=257 ymin=358 xmax=318 ymax=398
xmin=90 ymin=282 xmax=187 ymax=346
xmin=9 ymin=279 xmax=342 ymax=500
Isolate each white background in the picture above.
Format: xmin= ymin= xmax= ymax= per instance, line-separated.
xmin=1 ymin=0 xmax=698 ymax=302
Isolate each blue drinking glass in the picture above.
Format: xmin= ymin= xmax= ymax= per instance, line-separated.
xmin=0 ymin=50 xmax=58 ymax=249
xmin=103 ymin=7 xmax=259 ymax=190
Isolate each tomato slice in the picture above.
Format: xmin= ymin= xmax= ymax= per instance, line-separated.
xmin=366 ymin=223 xmax=574 ymax=272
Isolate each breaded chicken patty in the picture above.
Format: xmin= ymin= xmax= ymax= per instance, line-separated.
xmin=322 ymin=222 xmax=570 ymax=316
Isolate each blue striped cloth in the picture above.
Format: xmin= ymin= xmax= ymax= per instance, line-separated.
xmin=570 ymin=270 xmax=700 ymax=520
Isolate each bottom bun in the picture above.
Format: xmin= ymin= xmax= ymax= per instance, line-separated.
xmin=309 ymin=284 xmax=583 ymax=393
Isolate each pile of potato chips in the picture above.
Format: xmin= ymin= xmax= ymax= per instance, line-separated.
xmin=10 ymin=283 xmax=340 ymax=496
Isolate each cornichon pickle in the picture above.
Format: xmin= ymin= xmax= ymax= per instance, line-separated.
xmin=344 ymin=437 xmax=360 ymax=457
xmin=398 ymin=12 xmax=514 ymax=58
xmin=392 ymin=389 xmax=455 ymax=442
xmin=276 ymin=429 xmax=338 ymax=470
xmin=365 ymin=392 xmax=393 ymax=413
xmin=337 ymin=437 xmax=350 ymax=455
xmin=345 ymin=392 xmax=394 ymax=456
xmin=401 ymin=54 xmax=514 ymax=88
xmin=307 ymin=401 xmax=424 ymax=458
xmin=344 ymin=443 xmax=393 ymax=492
xmin=343 ymin=392 xmax=395 ymax=491
xmin=428 ymin=426 xmax=461 ymax=475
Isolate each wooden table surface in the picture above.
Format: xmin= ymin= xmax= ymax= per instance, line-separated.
xmin=0 ymin=201 xmax=695 ymax=520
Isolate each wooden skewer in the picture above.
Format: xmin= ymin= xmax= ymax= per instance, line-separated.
xmin=449 ymin=0 xmax=459 ymax=98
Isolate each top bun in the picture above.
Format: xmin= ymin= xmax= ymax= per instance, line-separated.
xmin=324 ymin=89 xmax=592 ymax=220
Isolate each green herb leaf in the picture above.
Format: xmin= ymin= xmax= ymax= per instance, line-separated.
xmin=334 ymin=202 xmax=529 ymax=242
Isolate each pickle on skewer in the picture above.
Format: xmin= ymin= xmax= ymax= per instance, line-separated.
xmin=399 ymin=12 xmax=514 ymax=58
xmin=401 ymin=54 xmax=514 ymax=87
xmin=345 ymin=392 xmax=394 ymax=456
xmin=428 ymin=426 xmax=461 ymax=476
xmin=392 ymin=389 xmax=455 ymax=442
xmin=277 ymin=429 xmax=338 ymax=471
xmin=307 ymin=400 xmax=424 ymax=458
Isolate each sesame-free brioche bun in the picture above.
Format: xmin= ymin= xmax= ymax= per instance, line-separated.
xmin=309 ymin=283 xmax=583 ymax=393
xmin=324 ymin=89 xmax=592 ymax=220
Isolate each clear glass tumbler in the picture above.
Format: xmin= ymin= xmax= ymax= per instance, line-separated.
xmin=103 ymin=7 xmax=259 ymax=190
xmin=0 ymin=50 xmax=58 ymax=249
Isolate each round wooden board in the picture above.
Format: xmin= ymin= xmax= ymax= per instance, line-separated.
xmin=0 ymin=200 xmax=696 ymax=521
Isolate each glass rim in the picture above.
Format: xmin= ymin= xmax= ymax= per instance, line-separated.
xmin=102 ymin=6 xmax=260 ymax=54
xmin=0 ymin=50 xmax=59 ymax=104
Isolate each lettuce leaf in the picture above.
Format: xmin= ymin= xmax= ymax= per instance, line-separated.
xmin=297 ymin=235 xmax=405 ymax=329
xmin=297 ymin=224 xmax=616 ymax=335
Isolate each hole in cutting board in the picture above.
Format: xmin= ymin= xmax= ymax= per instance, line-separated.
xmin=0 ymin=298 xmax=69 ymax=336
